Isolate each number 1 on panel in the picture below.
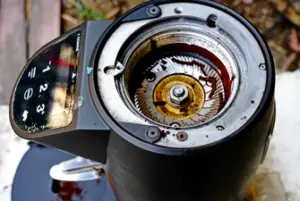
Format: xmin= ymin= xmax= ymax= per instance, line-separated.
xmin=43 ymin=66 xmax=50 ymax=73
xmin=43 ymin=61 xmax=51 ymax=73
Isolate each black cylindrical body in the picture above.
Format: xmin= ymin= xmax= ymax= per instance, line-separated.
xmin=9 ymin=1 xmax=276 ymax=201
xmin=88 ymin=1 xmax=276 ymax=200
xmin=104 ymin=101 xmax=275 ymax=201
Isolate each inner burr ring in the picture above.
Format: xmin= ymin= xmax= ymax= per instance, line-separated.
xmin=122 ymin=37 xmax=235 ymax=128
xmin=153 ymin=74 xmax=205 ymax=120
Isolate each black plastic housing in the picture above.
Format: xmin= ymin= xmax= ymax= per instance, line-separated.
xmin=90 ymin=1 xmax=276 ymax=201
xmin=10 ymin=20 xmax=113 ymax=162
xmin=9 ymin=0 xmax=276 ymax=201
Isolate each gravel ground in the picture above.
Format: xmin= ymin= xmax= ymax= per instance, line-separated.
xmin=1 ymin=71 xmax=300 ymax=200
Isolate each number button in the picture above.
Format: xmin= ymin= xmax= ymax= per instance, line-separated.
xmin=37 ymin=104 xmax=46 ymax=115
xmin=24 ymin=88 xmax=33 ymax=100
xmin=28 ymin=67 xmax=36 ymax=79
xmin=39 ymin=83 xmax=49 ymax=93
xmin=42 ymin=61 xmax=51 ymax=73
xmin=22 ymin=110 xmax=29 ymax=122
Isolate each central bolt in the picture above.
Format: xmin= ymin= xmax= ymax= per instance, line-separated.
xmin=173 ymin=86 xmax=185 ymax=97
xmin=170 ymin=85 xmax=189 ymax=105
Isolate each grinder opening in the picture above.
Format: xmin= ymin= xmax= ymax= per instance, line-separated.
xmin=118 ymin=19 xmax=238 ymax=128
xmin=97 ymin=4 xmax=268 ymax=147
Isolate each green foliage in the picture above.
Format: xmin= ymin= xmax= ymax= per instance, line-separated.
xmin=68 ymin=0 xmax=105 ymax=21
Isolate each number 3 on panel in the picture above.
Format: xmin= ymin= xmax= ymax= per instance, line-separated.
xmin=37 ymin=104 xmax=45 ymax=115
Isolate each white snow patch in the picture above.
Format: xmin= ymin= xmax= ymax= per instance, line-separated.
xmin=0 ymin=106 xmax=29 ymax=201
xmin=259 ymin=70 xmax=300 ymax=200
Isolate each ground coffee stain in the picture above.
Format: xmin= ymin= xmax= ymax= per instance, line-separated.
xmin=57 ymin=182 xmax=83 ymax=201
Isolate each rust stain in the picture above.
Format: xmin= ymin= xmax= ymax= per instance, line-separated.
xmin=160 ymin=130 xmax=171 ymax=138
xmin=106 ymin=170 xmax=118 ymax=201
xmin=58 ymin=182 xmax=83 ymax=201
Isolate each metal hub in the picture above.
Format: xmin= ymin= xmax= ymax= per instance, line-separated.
xmin=170 ymin=85 xmax=189 ymax=105
xmin=133 ymin=55 xmax=226 ymax=127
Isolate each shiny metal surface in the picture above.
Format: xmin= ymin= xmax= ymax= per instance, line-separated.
xmin=97 ymin=2 xmax=267 ymax=148
xmin=50 ymin=157 xmax=104 ymax=182
xmin=133 ymin=55 xmax=225 ymax=127
xmin=170 ymin=85 xmax=189 ymax=105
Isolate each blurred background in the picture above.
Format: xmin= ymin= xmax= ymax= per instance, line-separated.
xmin=61 ymin=0 xmax=300 ymax=72
xmin=0 ymin=0 xmax=300 ymax=201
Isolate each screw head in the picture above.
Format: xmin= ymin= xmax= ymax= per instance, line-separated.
xmin=145 ymin=127 xmax=161 ymax=143
xmin=259 ymin=63 xmax=266 ymax=70
xmin=170 ymin=85 xmax=189 ymax=105
xmin=216 ymin=126 xmax=225 ymax=131
xmin=176 ymin=132 xmax=188 ymax=141
xmin=207 ymin=14 xmax=218 ymax=28
xmin=174 ymin=7 xmax=183 ymax=14
xmin=173 ymin=86 xmax=185 ymax=97
xmin=148 ymin=6 xmax=160 ymax=16
xmin=170 ymin=122 xmax=181 ymax=128
xmin=104 ymin=62 xmax=124 ymax=76
xmin=145 ymin=72 xmax=156 ymax=82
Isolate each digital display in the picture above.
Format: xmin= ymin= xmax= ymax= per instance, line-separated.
xmin=13 ymin=31 xmax=82 ymax=133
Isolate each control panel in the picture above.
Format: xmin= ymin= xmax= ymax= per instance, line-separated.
xmin=12 ymin=31 xmax=82 ymax=133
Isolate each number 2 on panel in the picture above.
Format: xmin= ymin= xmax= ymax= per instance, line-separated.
xmin=39 ymin=83 xmax=48 ymax=93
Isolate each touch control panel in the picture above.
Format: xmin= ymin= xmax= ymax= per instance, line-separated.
xmin=12 ymin=31 xmax=82 ymax=133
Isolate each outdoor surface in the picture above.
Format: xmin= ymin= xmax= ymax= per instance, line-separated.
xmin=0 ymin=0 xmax=300 ymax=201
xmin=0 ymin=0 xmax=61 ymax=200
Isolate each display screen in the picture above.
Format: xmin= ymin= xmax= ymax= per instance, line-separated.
xmin=13 ymin=31 xmax=82 ymax=133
